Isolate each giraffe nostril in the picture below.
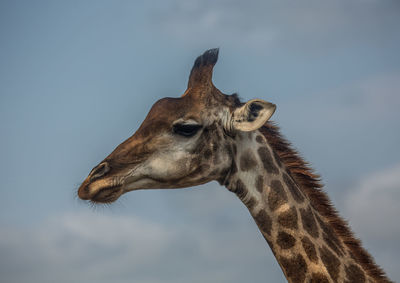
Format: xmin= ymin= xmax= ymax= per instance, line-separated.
xmin=77 ymin=182 xmax=91 ymax=200
xmin=90 ymin=162 xmax=110 ymax=180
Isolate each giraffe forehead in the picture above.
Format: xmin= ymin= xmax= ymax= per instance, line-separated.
xmin=144 ymin=97 xmax=203 ymax=124
xmin=139 ymin=96 xmax=229 ymax=132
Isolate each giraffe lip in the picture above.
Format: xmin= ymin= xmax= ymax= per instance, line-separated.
xmin=91 ymin=185 xmax=123 ymax=203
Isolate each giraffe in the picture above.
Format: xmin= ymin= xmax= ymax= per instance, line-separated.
xmin=77 ymin=49 xmax=392 ymax=283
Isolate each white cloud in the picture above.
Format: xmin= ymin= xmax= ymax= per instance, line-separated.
xmin=0 ymin=204 xmax=285 ymax=283
xmin=0 ymin=212 xmax=175 ymax=283
xmin=344 ymin=163 xmax=400 ymax=241
xmin=342 ymin=163 xmax=400 ymax=280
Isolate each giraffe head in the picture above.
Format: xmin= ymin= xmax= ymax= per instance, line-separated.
xmin=78 ymin=49 xmax=276 ymax=203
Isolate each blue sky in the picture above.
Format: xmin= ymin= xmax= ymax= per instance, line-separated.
xmin=0 ymin=0 xmax=399 ymax=282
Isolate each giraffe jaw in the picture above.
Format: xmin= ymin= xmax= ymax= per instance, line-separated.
xmin=83 ymin=176 xmax=163 ymax=203
xmin=90 ymin=184 xmax=124 ymax=204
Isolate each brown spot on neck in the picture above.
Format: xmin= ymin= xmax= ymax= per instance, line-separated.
xmin=309 ymin=273 xmax=330 ymax=283
xmin=299 ymin=207 xmax=319 ymax=239
xmin=268 ymin=180 xmax=288 ymax=211
xmin=257 ymin=147 xmax=279 ymax=174
xmin=320 ymin=245 xmax=341 ymax=282
xmin=276 ymin=231 xmax=296 ymax=249
xmin=283 ymin=172 xmax=304 ymax=203
xmin=254 ymin=209 xmax=272 ymax=236
xmin=301 ymin=236 xmax=318 ymax=263
xmin=256 ymin=135 xmax=264 ymax=144
xmin=239 ymin=149 xmax=258 ymax=171
xmin=345 ymin=264 xmax=366 ymax=283
xmin=277 ymin=207 xmax=298 ymax=230
xmin=315 ymin=214 xmax=345 ymax=256
xmin=279 ymin=254 xmax=307 ymax=283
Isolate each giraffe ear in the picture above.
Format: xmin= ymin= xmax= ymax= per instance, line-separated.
xmin=231 ymin=99 xmax=276 ymax=132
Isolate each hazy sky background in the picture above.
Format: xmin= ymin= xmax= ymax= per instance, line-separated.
xmin=0 ymin=0 xmax=399 ymax=282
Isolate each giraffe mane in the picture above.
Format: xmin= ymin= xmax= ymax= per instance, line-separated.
xmin=259 ymin=122 xmax=392 ymax=282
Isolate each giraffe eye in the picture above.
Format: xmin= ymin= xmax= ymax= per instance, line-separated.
xmin=173 ymin=124 xmax=202 ymax=137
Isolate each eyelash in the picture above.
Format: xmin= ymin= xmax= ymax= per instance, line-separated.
xmin=172 ymin=124 xmax=202 ymax=137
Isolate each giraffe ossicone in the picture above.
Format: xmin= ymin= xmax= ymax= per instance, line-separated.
xmin=78 ymin=49 xmax=392 ymax=283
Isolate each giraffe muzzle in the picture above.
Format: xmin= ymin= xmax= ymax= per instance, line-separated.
xmin=77 ymin=161 xmax=125 ymax=202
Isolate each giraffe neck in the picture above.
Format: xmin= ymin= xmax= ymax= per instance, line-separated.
xmin=224 ymin=131 xmax=373 ymax=283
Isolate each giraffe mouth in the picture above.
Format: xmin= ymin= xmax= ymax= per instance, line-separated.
xmin=91 ymin=185 xmax=123 ymax=203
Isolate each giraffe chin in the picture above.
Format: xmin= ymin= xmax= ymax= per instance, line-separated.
xmin=90 ymin=185 xmax=123 ymax=204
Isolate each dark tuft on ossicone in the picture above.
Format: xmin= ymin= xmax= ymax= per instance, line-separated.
xmin=191 ymin=48 xmax=219 ymax=73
